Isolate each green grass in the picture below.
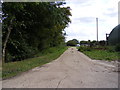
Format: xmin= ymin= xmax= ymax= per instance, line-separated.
xmin=2 ymin=46 xmax=68 ymax=79
xmin=83 ymin=50 xmax=119 ymax=61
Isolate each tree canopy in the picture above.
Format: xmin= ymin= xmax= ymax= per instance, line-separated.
xmin=2 ymin=2 xmax=71 ymax=62
xmin=66 ymin=39 xmax=79 ymax=46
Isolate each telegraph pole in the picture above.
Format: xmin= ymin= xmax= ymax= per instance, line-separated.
xmin=96 ymin=18 xmax=98 ymax=42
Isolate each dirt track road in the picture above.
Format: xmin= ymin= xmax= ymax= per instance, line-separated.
xmin=3 ymin=47 xmax=118 ymax=88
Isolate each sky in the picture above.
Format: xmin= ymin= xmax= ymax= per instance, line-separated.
xmin=64 ymin=0 xmax=119 ymax=42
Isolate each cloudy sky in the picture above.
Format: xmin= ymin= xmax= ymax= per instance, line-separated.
xmin=64 ymin=0 xmax=119 ymax=42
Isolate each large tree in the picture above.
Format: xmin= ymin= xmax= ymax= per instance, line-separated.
xmin=2 ymin=2 xmax=71 ymax=62
xmin=66 ymin=39 xmax=79 ymax=46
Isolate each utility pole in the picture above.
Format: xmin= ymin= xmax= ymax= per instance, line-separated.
xmin=96 ymin=18 xmax=98 ymax=43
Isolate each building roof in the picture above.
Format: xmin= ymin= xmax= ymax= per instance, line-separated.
xmin=108 ymin=24 xmax=120 ymax=45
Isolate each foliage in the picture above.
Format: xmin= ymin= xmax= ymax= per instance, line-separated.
xmin=78 ymin=46 xmax=92 ymax=52
xmin=72 ymin=39 xmax=79 ymax=44
xmin=78 ymin=45 xmax=119 ymax=61
xmin=66 ymin=39 xmax=79 ymax=46
xmin=106 ymin=44 xmax=120 ymax=52
xmin=80 ymin=40 xmax=106 ymax=47
xmin=83 ymin=50 xmax=118 ymax=61
xmin=3 ymin=46 xmax=68 ymax=79
xmin=115 ymin=43 xmax=120 ymax=52
xmin=80 ymin=40 xmax=91 ymax=47
xmin=66 ymin=40 xmax=76 ymax=46
xmin=99 ymin=40 xmax=106 ymax=46
xmin=80 ymin=40 xmax=88 ymax=45
xmin=2 ymin=2 xmax=71 ymax=62
xmin=107 ymin=46 xmax=115 ymax=52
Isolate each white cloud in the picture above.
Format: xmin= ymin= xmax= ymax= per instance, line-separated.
xmin=64 ymin=0 xmax=119 ymax=41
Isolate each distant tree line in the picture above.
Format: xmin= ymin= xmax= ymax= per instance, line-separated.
xmin=80 ymin=40 xmax=106 ymax=46
xmin=66 ymin=39 xmax=106 ymax=46
xmin=66 ymin=39 xmax=79 ymax=46
xmin=2 ymin=2 xmax=71 ymax=62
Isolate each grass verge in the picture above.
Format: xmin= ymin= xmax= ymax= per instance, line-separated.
xmin=77 ymin=46 xmax=119 ymax=61
xmin=83 ymin=50 xmax=119 ymax=61
xmin=2 ymin=46 xmax=68 ymax=79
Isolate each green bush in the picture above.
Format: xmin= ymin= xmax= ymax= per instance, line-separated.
xmin=115 ymin=44 xmax=120 ymax=52
xmin=66 ymin=41 xmax=76 ymax=46
xmin=107 ymin=44 xmax=120 ymax=52
xmin=107 ymin=46 xmax=115 ymax=52
xmin=6 ymin=42 xmax=38 ymax=62
xmin=78 ymin=46 xmax=92 ymax=52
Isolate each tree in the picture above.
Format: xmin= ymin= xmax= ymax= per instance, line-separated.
xmin=80 ymin=40 xmax=88 ymax=45
xmin=67 ymin=40 xmax=76 ymax=46
xmin=99 ymin=40 xmax=106 ymax=46
xmin=66 ymin=39 xmax=79 ymax=46
xmin=2 ymin=2 xmax=71 ymax=62
xmin=72 ymin=39 xmax=79 ymax=44
xmin=2 ymin=3 xmax=27 ymax=62
xmin=90 ymin=40 xmax=97 ymax=47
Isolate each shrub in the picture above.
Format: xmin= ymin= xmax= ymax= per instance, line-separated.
xmin=115 ymin=44 xmax=120 ymax=52
xmin=107 ymin=46 xmax=115 ymax=52
xmin=78 ymin=46 xmax=92 ymax=52
xmin=66 ymin=40 xmax=76 ymax=46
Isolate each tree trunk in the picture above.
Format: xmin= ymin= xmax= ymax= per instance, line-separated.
xmin=2 ymin=19 xmax=13 ymax=63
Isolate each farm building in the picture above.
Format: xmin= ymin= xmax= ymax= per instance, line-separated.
xmin=108 ymin=24 xmax=120 ymax=45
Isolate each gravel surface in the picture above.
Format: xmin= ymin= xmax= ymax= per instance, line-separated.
xmin=2 ymin=47 xmax=118 ymax=88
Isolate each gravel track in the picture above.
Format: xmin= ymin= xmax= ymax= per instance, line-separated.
xmin=2 ymin=47 xmax=118 ymax=88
